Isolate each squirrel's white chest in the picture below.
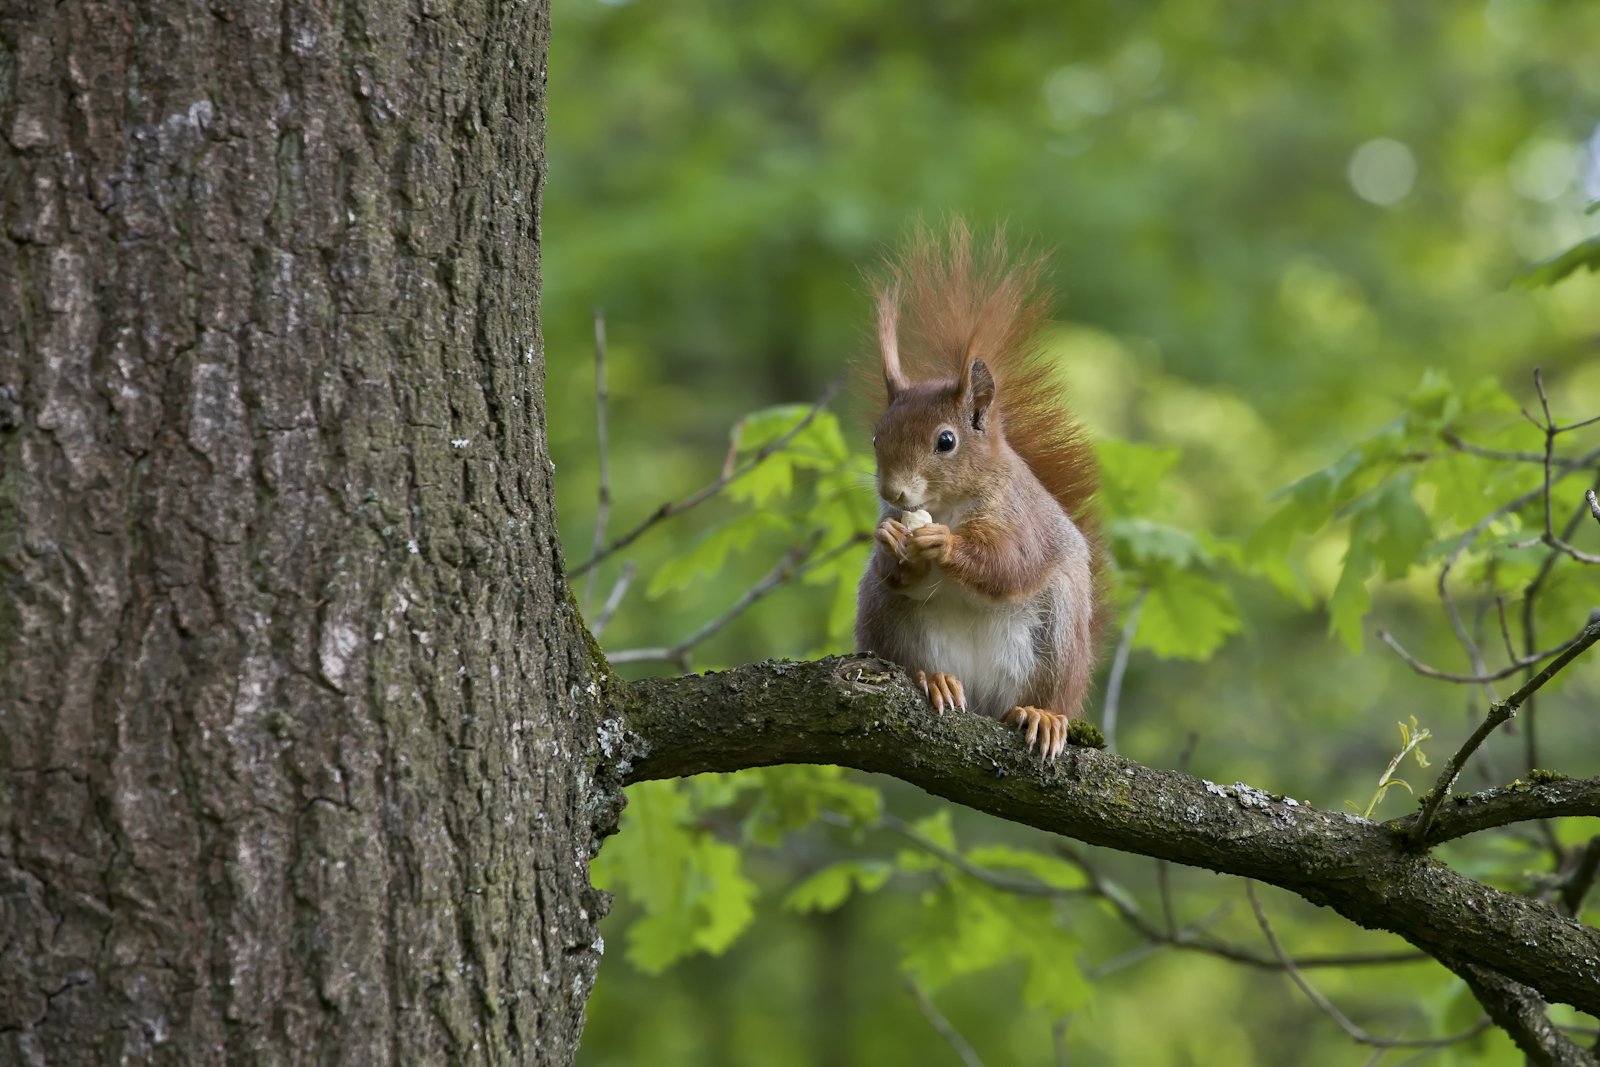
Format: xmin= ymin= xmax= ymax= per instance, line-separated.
xmin=899 ymin=571 xmax=1043 ymax=718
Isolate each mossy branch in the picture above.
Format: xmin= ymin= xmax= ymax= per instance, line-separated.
xmin=610 ymin=654 xmax=1600 ymax=1017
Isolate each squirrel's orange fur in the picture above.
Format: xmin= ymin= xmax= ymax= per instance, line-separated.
xmin=854 ymin=221 xmax=1104 ymax=759
xmin=871 ymin=223 xmax=1101 ymax=536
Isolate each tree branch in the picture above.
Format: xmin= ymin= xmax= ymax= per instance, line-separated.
xmin=1390 ymin=776 xmax=1600 ymax=846
xmin=610 ymin=655 xmax=1600 ymax=1016
xmin=1440 ymin=958 xmax=1599 ymax=1067
xmin=1411 ymin=614 xmax=1600 ymax=843
xmin=1245 ymin=882 xmax=1489 ymax=1050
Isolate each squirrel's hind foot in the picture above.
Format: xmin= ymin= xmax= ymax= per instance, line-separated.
xmin=916 ymin=670 xmax=965 ymax=713
xmin=1002 ymin=706 xmax=1071 ymax=761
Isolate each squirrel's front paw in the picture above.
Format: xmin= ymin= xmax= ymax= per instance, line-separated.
xmin=1002 ymin=706 xmax=1071 ymax=761
xmin=908 ymin=522 xmax=952 ymax=564
xmin=916 ymin=670 xmax=965 ymax=713
xmin=876 ymin=517 xmax=912 ymax=561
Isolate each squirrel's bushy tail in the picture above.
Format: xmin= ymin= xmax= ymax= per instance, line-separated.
xmin=871 ymin=218 xmax=1100 ymax=531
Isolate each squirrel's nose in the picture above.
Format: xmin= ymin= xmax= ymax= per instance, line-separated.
xmin=882 ymin=482 xmax=917 ymax=509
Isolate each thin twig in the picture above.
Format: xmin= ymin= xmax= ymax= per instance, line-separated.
xmin=1412 ymin=613 xmax=1600 ymax=844
xmin=1051 ymin=1016 xmax=1071 ymax=1067
xmin=589 ymin=560 xmax=636 ymax=639
xmin=607 ymin=531 xmax=866 ymax=669
xmin=1559 ymin=836 xmax=1600 ymax=919
xmin=1058 ymin=845 xmax=1425 ymax=972
xmin=1082 ymin=904 xmax=1233 ymax=981
xmin=583 ymin=308 xmax=611 ymax=616
xmin=1377 ymin=626 xmax=1587 ymax=684
xmin=905 ymin=978 xmax=987 ymax=1067
xmin=1493 ymin=596 xmax=1517 ymax=665
xmin=1100 ymin=586 xmax=1146 ymax=756
xmin=1537 ymin=369 xmax=1556 ymax=545
xmin=1433 ymin=440 xmax=1600 ymax=690
xmin=1246 ymin=883 xmax=1490 ymax=1050
xmin=1440 ymin=431 xmax=1547 ymax=464
xmin=569 ymin=379 xmax=843 ymax=579
xmin=875 ymin=812 xmax=1090 ymax=898
xmin=1520 ymin=481 xmax=1599 ymax=795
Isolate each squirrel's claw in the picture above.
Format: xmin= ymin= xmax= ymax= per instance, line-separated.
xmin=876 ymin=518 xmax=911 ymax=562
xmin=916 ymin=670 xmax=965 ymax=713
xmin=1003 ymin=706 xmax=1071 ymax=761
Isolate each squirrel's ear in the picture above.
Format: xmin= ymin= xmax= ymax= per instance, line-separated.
xmin=962 ymin=358 xmax=996 ymax=432
xmin=877 ymin=288 xmax=908 ymax=400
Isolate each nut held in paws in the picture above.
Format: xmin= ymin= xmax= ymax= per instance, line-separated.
xmin=901 ymin=509 xmax=932 ymax=531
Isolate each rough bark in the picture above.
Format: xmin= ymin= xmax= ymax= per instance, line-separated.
xmin=1444 ymin=959 xmax=1599 ymax=1067
xmin=616 ymin=655 xmax=1600 ymax=1018
xmin=0 ymin=1 xmax=618 ymax=1064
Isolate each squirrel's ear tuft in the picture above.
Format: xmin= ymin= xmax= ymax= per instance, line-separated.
xmin=963 ymin=358 xmax=996 ymax=432
xmin=878 ymin=287 xmax=908 ymax=400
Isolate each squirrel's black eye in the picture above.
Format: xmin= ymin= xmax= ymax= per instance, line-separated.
xmin=935 ymin=430 xmax=957 ymax=454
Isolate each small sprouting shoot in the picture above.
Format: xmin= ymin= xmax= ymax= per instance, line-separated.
xmin=1348 ymin=716 xmax=1432 ymax=819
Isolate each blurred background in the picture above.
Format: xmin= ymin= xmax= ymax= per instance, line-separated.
xmin=541 ymin=0 xmax=1600 ymax=1063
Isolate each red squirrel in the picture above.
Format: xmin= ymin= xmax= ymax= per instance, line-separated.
xmin=854 ymin=223 xmax=1103 ymax=759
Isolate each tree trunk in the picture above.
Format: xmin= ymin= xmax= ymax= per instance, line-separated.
xmin=0 ymin=1 xmax=617 ymax=1063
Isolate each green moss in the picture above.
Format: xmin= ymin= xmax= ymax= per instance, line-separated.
xmin=1067 ymin=720 xmax=1107 ymax=750
xmin=1527 ymin=768 xmax=1571 ymax=784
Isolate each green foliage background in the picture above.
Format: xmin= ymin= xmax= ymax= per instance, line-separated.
xmin=542 ymin=1 xmax=1600 ymax=1063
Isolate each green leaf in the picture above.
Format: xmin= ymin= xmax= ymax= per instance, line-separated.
xmin=783 ymin=861 xmax=893 ymax=914
xmin=1362 ymin=475 xmax=1432 ymax=579
xmin=1328 ymin=542 xmax=1374 ymax=653
xmin=1514 ymin=233 xmax=1600 ymax=289
xmin=1135 ymin=567 xmax=1242 ymax=660
xmin=1405 ymin=368 xmax=1461 ymax=430
xmin=647 ymin=511 xmax=788 ymax=598
xmin=1108 ymin=517 xmax=1211 ymax=570
xmin=1097 ymin=439 xmax=1181 ymax=518
xmin=725 ymin=451 xmax=797 ymax=507
xmin=963 ymin=845 xmax=1088 ymax=890
xmin=743 ymin=765 xmax=881 ymax=845
xmin=592 ymin=780 xmax=759 ymax=974
xmin=901 ymin=877 xmax=1090 ymax=1016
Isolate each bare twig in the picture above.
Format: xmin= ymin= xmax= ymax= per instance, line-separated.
xmin=583 ymin=308 xmax=611 ymax=616
xmin=1441 ymin=431 xmax=1547 ymax=464
xmin=1051 ymin=1016 xmax=1071 ymax=1067
xmin=874 ymin=811 xmax=1090 ymax=899
xmin=1377 ymin=626 xmax=1588 ymax=684
xmin=905 ymin=978 xmax=987 ymax=1067
xmin=588 ymin=560 xmax=637 ymax=639
xmin=1433 ymin=441 xmax=1600 ymax=688
xmin=1082 ymin=904 xmax=1233 ymax=981
xmin=569 ymin=379 xmax=843 ymax=579
xmin=1100 ymin=586 xmax=1147 ymax=755
xmin=607 ymin=531 xmax=867 ymax=669
xmin=1390 ymin=775 xmax=1600 ymax=846
xmin=1520 ymin=480 xmax=1600 ymax=791
xmin=1059 ymin=845 xmax=1425 ymax=972
xmin=1412 ymin=613 xmax=1600 ymax=844
xmin=1559 ymin=836 xmax=1600 ymax=919
xmin=1494 ymin=596 xmax=1517 ymax=664
xmin=1247 ymin=883 xmax=1490 ymax=1050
